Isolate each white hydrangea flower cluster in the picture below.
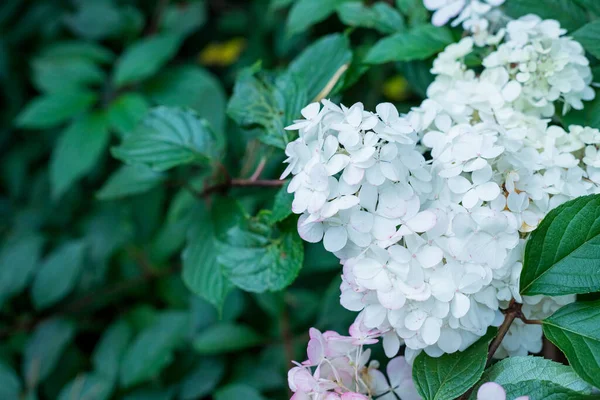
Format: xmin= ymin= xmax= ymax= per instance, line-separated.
xmin=424 ymin=0 xmax=506 ymax=45
xmin=483 ymin=15 xmax=595 ymax=116
xmin=282 ymin=14 xmax=599 ymax=362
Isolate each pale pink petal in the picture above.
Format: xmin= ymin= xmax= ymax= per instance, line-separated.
xmin=477 ymin=382 xmax=506 ymax=400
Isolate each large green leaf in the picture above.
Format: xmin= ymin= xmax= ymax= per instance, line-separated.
xmin=286 ymin=0 xmax=351 ymax=34
xmin=413 ymin=328 xmax=496 ymax=400
xmin=112 ymin=106 xmax=222 ymax=171
xmin=227 ymin=67 xmax=307 ymax=149
xmin=472 ymin=356 xmax=593 ymax=399
xmin=505 ymin=0 xmax=588 ymax=32
xmin=288 ymin=33 xmax=352 ymax=101
xmin=120 ymin=311 xmax=189 ymax=388
xmin=521 ymin=194 xmax=600 ymax=296
xmin=217 ymin=212 xmax=304 ymax=293
xmin=57 ymin=373 xmax=113 ymax=400
xmin=573 ymin=21 xmax=600 ymax=59
xmin=574 ymin=0 xmax=600 ymax=15
xmin=182 ymin=201 xmax=243 ymax=311
xmin=144 ymin=65 xmax=226 ymax=134
xmin=92 ymin=320 xmax=133 ymax=381
xmin=22 ymin=318 xmax=76 ymax=387
xmin=0 ymin=362 xmax=21 ymax=400
xmin=0 ymin=233 xmax=44 ymax=305
xmin=113 ymin=34 xmax=181 ymax=87
xmin=31 ymin=240 xmax=87 ymax=310
xmin=337 ymin=2 xmax=405 ymax=34
xmin=193 ymin=323 xmax=262 ymax=354
xmin=366 ymin=25 xmax=454 ymax=64
xmin=50 ymin=112 xmax=110 ymax=199
xmin=96 ymin=164 xmax=166 ymax=200
xmin=543 ymin=300 xmax=600 ymax=387
xmin=16 ymin=90 xmax=97 ymax=129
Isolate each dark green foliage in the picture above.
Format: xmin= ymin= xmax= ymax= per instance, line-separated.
xmin=0 ymin=1 xmax=441 ymax=399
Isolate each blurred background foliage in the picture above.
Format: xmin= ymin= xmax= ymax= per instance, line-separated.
xmin=0 ymin=0 xmax=596 ymax=399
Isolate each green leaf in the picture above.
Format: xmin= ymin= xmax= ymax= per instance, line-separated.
xmin=505 ymin=0 xmax=588 ymax=32
xmin=227 ymin=67 xmax=306 ymax=149
xmin=365 ymin=25 xmax=454 ymax=64
xmin=286 ymin=0 xmax=351 ymax=34
xmin=337 ymin=2 xmax=405 ymax=34
xmin=50 ymin=112 xmax=110 ymax=199
xmin=0 ymin=233 xmax=44 ymax=305
xmin=22 ymin=318 xmax=76 ymax=387
xmin=573 ymin=21 xmax=600 ymax=59
xmin=215 ymin=384 xmax=266 ymax=400
xmin=194 ymin=323 xmax=262 ymax=354
xmin=574 ymin=0 xmax=600 ymax=15
xmin=480 ymin=381 xmax=600 ymax=400
xmin=396 ymin=0 xmax=430 ymax=27
xmin=57 ymin=373 xmax=113 ymax=400
xmin=37 ymin=41 xmax=115 ymax=64
xmin=112 ymin=106 xmax=222 ymax=171
xmin=107 ymin=93 xmax=150 ymax=136
xmin=31 ymin=240 xmax=87 ymax=310
xmin=289 ymin=33 xmax=352 ymax=101
xmin=64 ymin=0 xmax=142 ymax=40
xmin=473 ymin=356 xmax=593 ymax=399
xmin=113 ymin=34 xmax=181 ymax=87
xmin=179 ymin=357 xmax=225 ymax=400
xmin=97 ymin=164 xmax=166 ymax=200
xmin=269 ymin=182 xmax=293 ymax=224
xmin=144 ymin=66 xmax=227 ymax=134
xmin=521 ymin=194 xmax=600 ymax=296
xmin=413 ymin=328 xmax=497 ymax=400
xmin=0 ymin=362 xmax=21 ymax=400
xmin=120 ymin=311 xmax=189 ymax=388
xmin=543 ymin=300 xmax=600 ymax=387
xmin=123 ymin=388 xmax=176 ymax=400
xmin=92 ymin=320 xmax=133 ymax=381
xmin=161 ymin=1 xmax=206 ymax=37
xmin=217 ymin=212 xmax=304 ymax=292
xmin=16 ymin=90 xmax=97 ymax=129
xmin=32 ymin=56 xmax=105 ymax=93
xmin=182 ymin=202 xmax=244 ymax=311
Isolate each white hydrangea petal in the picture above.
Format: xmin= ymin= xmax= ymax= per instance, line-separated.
xmin=448 ymin=176 xmax=472 ymax=194
xmin=405 ymin=310 xmax=428 ymax=331
xmin=421 ymin=317 xmax=442 ymax=345
xmin=476 ymin=182 xmax=501 ymax=201
xmin=323 ymin=226 xmax=348 ymax=252
xmin=451 ymin=292 xmax=471 ymax=318
xmin=416 ymin=245 xmax=444 ymax=268
xmin=383 ymin=331 xmax=401 ymax=358
xmin=437 ymin=327 xmax=462 ymax=353
xmin=404 ymin=211 xmax=437 ymax=233
xmin=297 ymin=215 xmax=324 ymax=243
xmin=477 ymin=382 xmax=506 ymax=400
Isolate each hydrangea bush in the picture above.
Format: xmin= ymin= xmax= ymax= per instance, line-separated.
xmin=2 ymin=0 xmax=600 ymax=400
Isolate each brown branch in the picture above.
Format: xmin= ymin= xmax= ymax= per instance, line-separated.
xmin=458 ymin=300 xmax=521 ymax=400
